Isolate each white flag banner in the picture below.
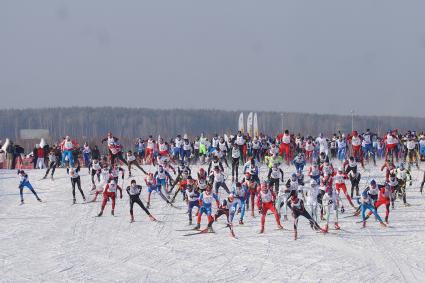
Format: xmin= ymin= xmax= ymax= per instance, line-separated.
xmin=253 ymin=113 xmax=259 ymax=137
xmin=247 ymin=112 xmax=253 ymax=137
xmin=238 ymin=112 xmax=244 ymax=133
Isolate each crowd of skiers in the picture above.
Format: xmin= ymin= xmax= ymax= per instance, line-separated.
xmin=7 ymin=128 xmax=425 ymax=240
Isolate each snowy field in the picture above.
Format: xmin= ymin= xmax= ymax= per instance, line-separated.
xmin=1 ymin=162 xmax=425 ymax=283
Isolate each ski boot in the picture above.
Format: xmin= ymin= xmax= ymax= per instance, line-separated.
xmin=340 ymin=206 xmax=345 ymax=214
xmin=283 ymin=215 xmax=288 ymax=221
xmin=239 ymin=219 xmax=244 ymax=225
xmin=42 ymin=175 xmax=47 ymax=180
xmin=73 ymin=198 xmax=76 ymax=205
xmin=277 ymin=224 xmax=283 ymax=230
xmin=193 ymin=223 xmax=200 ymax=230
xmin=149 ymin=215 xmax=157 ymax=221
xmin=380 ymin=221 xmax=387 ymax=228
xmin=208 ymin=226 xmax=214 ymax=233
xmin=323 ymin=224 xmax=329 ymax=233
xmin=111 ymin=209 xmax=115 ymax=216
xmin=189 ymin=219 xmax=192 ymax=225
xmin=294 ymin=230 xmax=298 ymax=240
xmin=259 ymin=226 xmax=265 ymax=234
xmin=83 ymin=197 xmax=86 ymax=202
xmin=362 ymin=221 xmax=366 ymax=228
xmin=37 ymin=198 xmax=42 ymax=202
xmin=51 ymin=175 xmax=54 ymax=181
xmin=334 ymin=222 xmax=341 ymax=230
xmin=20 ymin=200 xmax=24 ymax=205
xmin=385 ymin=216 xmax=389 ymax=224
xmin=146 ymin=202 xmax=150 ymax=209
xmin=97 ymin=210 xmax=103 ymax=217
xmin=130 ymin=214 xmax=135 ymax=223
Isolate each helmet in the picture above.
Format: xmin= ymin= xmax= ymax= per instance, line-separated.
xmin=109 ymin=179 xmax=116 ymax=185
xmin=310 ymin=179 xmax=317 ymax=187
xmin=228 ymin=194 xmax=235 ymax=201
xmin=370 ymin=179 xmax=376 ymax=186
xmin=291 ymin=173 xmax=297 ymax=181
xmin=338 ymin=167 xmax=343 ymax=173
xmin=399 ymin=163 xmax=405 ymax=170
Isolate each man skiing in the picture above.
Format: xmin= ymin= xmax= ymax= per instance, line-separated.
xmin=18 ymin=170 xmax=42 ymax=204
xmin=126 ymin=180 xmax=156 ymax=222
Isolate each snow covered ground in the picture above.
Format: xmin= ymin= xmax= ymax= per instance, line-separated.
xmin=1 ymin=162 xmax=425 ymax=283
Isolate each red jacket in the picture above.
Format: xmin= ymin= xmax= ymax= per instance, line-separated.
xmin=37 ymin=148 xmax=44 ymax=158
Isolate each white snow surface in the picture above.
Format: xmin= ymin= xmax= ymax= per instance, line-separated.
xmin=1 ymin=162 xmax=425 ymax=283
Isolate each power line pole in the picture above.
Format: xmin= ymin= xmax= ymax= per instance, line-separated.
xmin=350 ymin=110 xmax=355 ymax=132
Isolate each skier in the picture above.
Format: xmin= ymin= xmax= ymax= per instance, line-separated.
xmin=279 ymin=130 xmax=291 ymax=164
xmin=333 ymin=167 xmax=356 ymax=210
xmin=82 ymin=142 xmax=91 ymax=168
xmin=358 ymin=185 xmax=386 ymax=228
xmin=315 ymin=133 xmax=329 ymax=157
xmin=288 ymin=192 xmax=323 ymax=240
xmin=267 ymin=163 xmax=284 ymax=195
xmin=194 ymin=185 xmax=220 ymax=232
xmin=347 ymin=168 xmax=361 ymax=198
xmin=308 ymin=162 xmax=321 ymax=184
xmin=362 ymin=129 xmax=376 ymax=165
xmin=231 ymin=182 xmax=248 ymax=224
xmin=145 ymin=136 xmax=156 ymax=164
xmin=257 ymin=181 xmax=283 ymax=233
xmin=154 ymin=165 xmax=173 ymax=195
xmin=43 ymin=150 xmax=58 ymax=180
xmin=197 ymin=168 xmax=208 ymax=192
xmin=97 ymin=179 xmax=123 ymax=217
xmin=241 ymin=172 xmax=257 ymax=217
xmin=305 ymin=179 xmax=320 ymax=222
xmin=186 ymin=184 xmax=200 ymax=225
xmin=292 ymin=152 xmax=306 ymax=173
xmin=365 ymin=182 xmax=392 ymax=224
xmin=209 ymin=166 xmax=230 ymax=195
xmin=90 ymin=165 xmax=110 ymax=202
xmin=395 ymin=163 xmax=412 ymax=206
xmin=337 ymin=135 xmax=347 ymax=162
xmin=90 ymin=159 xmax=102 ymax=187
xmin=126 ymin=150 xmax=147 ymax=177
xmin=17 ymin=170 xmax=42 ymax=204
xmin=231 ymin=143 xmax=241 ymax=182
xmin=350 ymin=131 xmax=364 ymax=167
xmin=60 ymin=136 xmax=77 ymax=167
xmin=213 ymin=193 xmax=238 ymax=237
xmin=145 ymin=173 xmax=172 ymax=208
xmin=126 ymin=180 xmax=156 ymax=222
xmin=322 ymin=186 xmax=342 ymax=232
xmin=109 ymin=163 xmax=125 ymax=184
xmin=68 ymin=167 xmax=86 ymax=204
xmin=101 ymin=132 xmax=128 ymax=166
xmin=405 ymin=135 xmax=419 ymax=170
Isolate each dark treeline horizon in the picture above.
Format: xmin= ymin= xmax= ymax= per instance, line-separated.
xmin=1 ymin=107 xmax=424 ymax=143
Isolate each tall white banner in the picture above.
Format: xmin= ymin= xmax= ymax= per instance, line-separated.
xmin=253 ymin=113 xmax=259 ymax=137
xmin=247 ymin=112 xmax=253 ymax=136
xmin=238 ymin=112 xmax=244 ymax=133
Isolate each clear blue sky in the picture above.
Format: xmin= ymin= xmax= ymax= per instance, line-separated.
xmin=1 ymin=0 xmax=425 ymax=117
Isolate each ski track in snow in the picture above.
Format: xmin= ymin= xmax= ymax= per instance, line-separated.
xmin=1 ymin=163 xmax=425 ymax=282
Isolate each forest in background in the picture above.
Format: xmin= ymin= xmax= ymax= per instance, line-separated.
xmin=1 ymin=107 xmax=424 ymax=145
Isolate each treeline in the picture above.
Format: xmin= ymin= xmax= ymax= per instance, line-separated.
xmin=1 ymin=107 xmax=424 ymax=142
